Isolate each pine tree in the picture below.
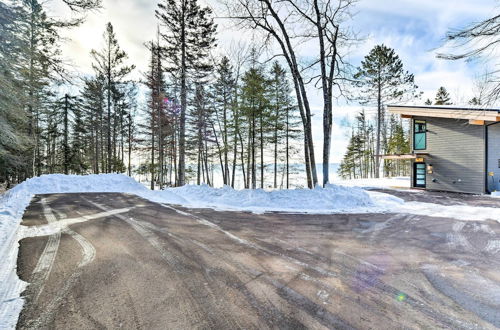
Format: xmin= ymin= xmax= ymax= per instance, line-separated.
xmin=21 ymin=0 xmax=66 ymax=177
xmin=338 ymin=111 xmax=378 ymax=180
xmin=70 ymin=95 xmax=88 ymax=174
xmin=385 ymin=116 xmax=410 ymax=177
xmin=354 ymin=44 xmax=420 ymax=178
xmin=188 ymin=83 xmax=214 ymax=185
xmin=434 ymin=86 xmax=452 ymax=105
xmin=81 ymin=75 xmax=106 ymax=173
xmin=212 ymin=56 xmax=235 ymax=186
xmin=240 ymin=66 xmax=269 ymax=189
xmin=0 ymin=2 xmax=31 ymax=184
xmin=268 ymin=61 xmax=300 ymax=189
xmin=90 ymin=22 xmax=135 ymax=173
xmin=155 ymin=0 xmax=217 ymax=186
xmin=469 ymin=97 xmax=481 ymax=105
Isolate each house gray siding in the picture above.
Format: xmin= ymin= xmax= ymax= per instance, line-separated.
xmin=487 ymin=123 xmax=500 ymax=192
xmin=412 ymin=117 xmax=486 ymax=194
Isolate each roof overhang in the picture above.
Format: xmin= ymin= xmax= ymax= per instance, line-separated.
xmin=388 ymin=105 xmax=500 ymax=122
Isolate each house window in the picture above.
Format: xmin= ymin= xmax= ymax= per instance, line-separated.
xmin=414 ymin=120 xmax=426 ymax=150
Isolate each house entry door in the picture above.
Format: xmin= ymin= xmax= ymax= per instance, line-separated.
xmin=414 ymin=163 xmax=426 ymax=188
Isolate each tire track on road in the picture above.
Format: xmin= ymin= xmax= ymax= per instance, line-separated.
xmin=22 ymin=198 xmax=97 ymax=329
xmin=162 ymin=204 xmax=482 ymax=329
xmin=119 ymin=212 xmax=312 ymax=328
xmin=83 ymin=197 xmax=242 ymax=330
xmin=29 ymin=198 xmax=61 ymax=303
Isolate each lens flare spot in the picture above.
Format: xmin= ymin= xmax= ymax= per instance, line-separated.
xmin=396 ymin=293 xmax=407 ymax=302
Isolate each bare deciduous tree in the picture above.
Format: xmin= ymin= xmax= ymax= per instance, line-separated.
xmin=224 ymin=0 xmax=357 ymax=187
xmin=438 ymin=13 xmax=500 ymax=104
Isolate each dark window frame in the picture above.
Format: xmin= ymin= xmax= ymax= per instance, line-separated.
xmin=413 ymin=119 xmax=427 ymax=150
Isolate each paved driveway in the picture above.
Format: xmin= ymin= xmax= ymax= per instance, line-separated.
xmin=16 ymin=191 xmax=500 ymax=329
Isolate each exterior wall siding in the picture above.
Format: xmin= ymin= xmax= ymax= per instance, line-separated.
xmin=412 ymin=116 xmax=486 ymax=194
xmin=487 ymin=123 xmax=500 ymax=192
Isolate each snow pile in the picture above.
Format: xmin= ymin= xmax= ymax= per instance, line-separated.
xmin=160 ymin=183 xmax=378 ymax=213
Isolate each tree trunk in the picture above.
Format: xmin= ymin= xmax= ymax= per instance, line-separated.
xmin=151 ymin=113 xmax=155 ymax=190
xmin=107 ymin=37 xmax=112 ymax=173
xmin=260 ymin=113 xmax=264 ymax=189
xmin=178 ymin=5 xmax=187 ymax=186
xmin=375 ymin=76 xmax=382 ymax=178
xmin=64 ymin=94 xmax=69 ymax=175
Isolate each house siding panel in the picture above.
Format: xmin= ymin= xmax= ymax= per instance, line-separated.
xmin=413 ymin=117 xmax=485 ymax=194
xmin=487 ymin=123 xmax=500 ymax=192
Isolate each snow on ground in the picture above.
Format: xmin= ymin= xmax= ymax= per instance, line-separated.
xmin=1 ymin=173 xmax=500 ymax=328
xmin=162 ymin=183 xmax=378 ymax=214
xmin=335 ymin=176 xmax=411 ymax=189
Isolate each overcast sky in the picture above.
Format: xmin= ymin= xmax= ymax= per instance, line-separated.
xmin=48 ymin=0 xmax=498 ymax=163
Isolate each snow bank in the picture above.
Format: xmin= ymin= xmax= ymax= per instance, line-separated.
xmin=159 ymin=183 xmax=378 ymax=213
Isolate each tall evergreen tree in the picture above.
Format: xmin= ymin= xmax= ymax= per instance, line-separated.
xmin=212 ymin=56 xmax=235 ymax=186
xmin=90 ymin=22 xmax=135 ymax=173
xmin=354 ymin=44 xmax=419 ymax=178
xmin=0 ymin=2 xmax=31 ymax=184
xmin=81 ymin=75 xmax=106 ymax=173
xmin=268 ymin=61 xmax=300 ymax=189
xmin=240 ymin=66 xmax=269 ymax=189
xmin=155 ymin=0 xmax=217 ymax=186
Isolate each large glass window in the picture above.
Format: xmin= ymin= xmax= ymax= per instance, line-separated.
xmin=414 ymin=120 xmax=427 ymax=150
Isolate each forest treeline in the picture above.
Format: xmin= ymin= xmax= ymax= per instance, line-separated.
xmin=1 ymin=0 xmax=493 ymax=188
xmin=0 ymin=0 xmax=303 ymax=189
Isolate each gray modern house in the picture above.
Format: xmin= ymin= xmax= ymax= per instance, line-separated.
xmin=387 ymin=105 xmax=500 ymax=194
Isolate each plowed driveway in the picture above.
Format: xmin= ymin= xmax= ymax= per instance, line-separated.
xmin=16 ymin=192 xmax=500 ymax=329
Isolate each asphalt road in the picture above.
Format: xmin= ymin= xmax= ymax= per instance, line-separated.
xmin=16 ymin=191 xmax=500 ymax=329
